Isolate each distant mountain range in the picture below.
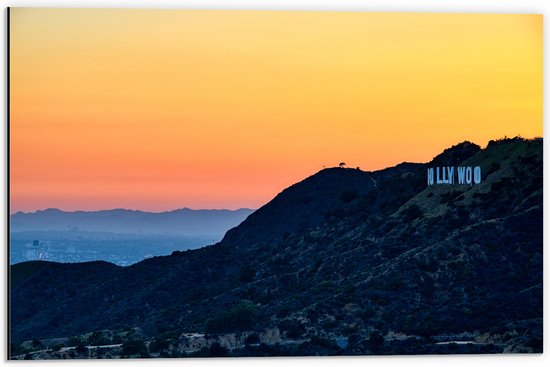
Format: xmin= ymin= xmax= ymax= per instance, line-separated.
xmin=10 ymin=208 xmax=254 ymax=238
xmin=10 ymin=137 xmax=542 ymax=358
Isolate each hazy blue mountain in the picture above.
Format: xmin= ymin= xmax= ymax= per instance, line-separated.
xmin=9 ymin=208 xmax=254 ymax=266
xmin=10 ymin=208 xmax=254 ymax=237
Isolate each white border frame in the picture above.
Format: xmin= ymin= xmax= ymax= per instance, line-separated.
xmin=1 ymin=1 xmax=548 ymax=366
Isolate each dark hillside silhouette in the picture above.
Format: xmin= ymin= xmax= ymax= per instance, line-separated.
xmin=10 ymin=138 xmax=542 ymax=357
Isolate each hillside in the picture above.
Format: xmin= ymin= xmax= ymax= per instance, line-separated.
xmin=10 ymin=137 xmax=543 ymax=358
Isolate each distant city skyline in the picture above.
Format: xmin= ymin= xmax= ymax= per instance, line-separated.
xmin=10 ymin=9 xmax=542 ymax=213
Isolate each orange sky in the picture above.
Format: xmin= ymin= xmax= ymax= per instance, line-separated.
xmin=9 ymin=9 xmax=542 ymax=212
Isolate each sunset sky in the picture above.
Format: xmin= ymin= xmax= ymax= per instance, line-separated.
xmin=9 ymin=9 xmax=542 ymax=212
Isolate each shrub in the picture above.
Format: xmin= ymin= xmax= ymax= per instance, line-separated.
xmin=51 ymin=344 xmax=63 ymax=352
xmin=278 ymin=319 xmax=305 ymax=339
xmin=121 ymin=339 xmax=147 ymax=356
xmin=75 ymin=342 xmax=87 ymax=353
xmin=31 ymin=339 xmax=43 ymax=349
xmin=149 ymin=337 xmax=170 ymax=353
xmin=368 ymin=331 xmax=384 ymax=351
xmin=87 ymin=331 xmax=110 ymax=346
xmin=245 ymin=333 xmax=260 ymax=345
xmin=204 ymin=300 xmax=257 ymax=334
xmin=208 ymin=342 xmax=229 ymax=357
xmin=310 ymin=336 xmax=340 ymax=351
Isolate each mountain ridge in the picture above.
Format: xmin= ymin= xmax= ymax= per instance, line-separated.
xmin=13 ymin=207 xmax=254 ymax=215
xmin=10 ymin=207 xmax=254 ymax=237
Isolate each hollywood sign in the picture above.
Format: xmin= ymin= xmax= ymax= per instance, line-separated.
xmin=427 ymin=166 xmax=482 ymax=186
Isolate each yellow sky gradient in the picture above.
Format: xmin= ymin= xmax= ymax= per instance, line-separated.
xmin=9 ymin=8 xmax=542 ymax=212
